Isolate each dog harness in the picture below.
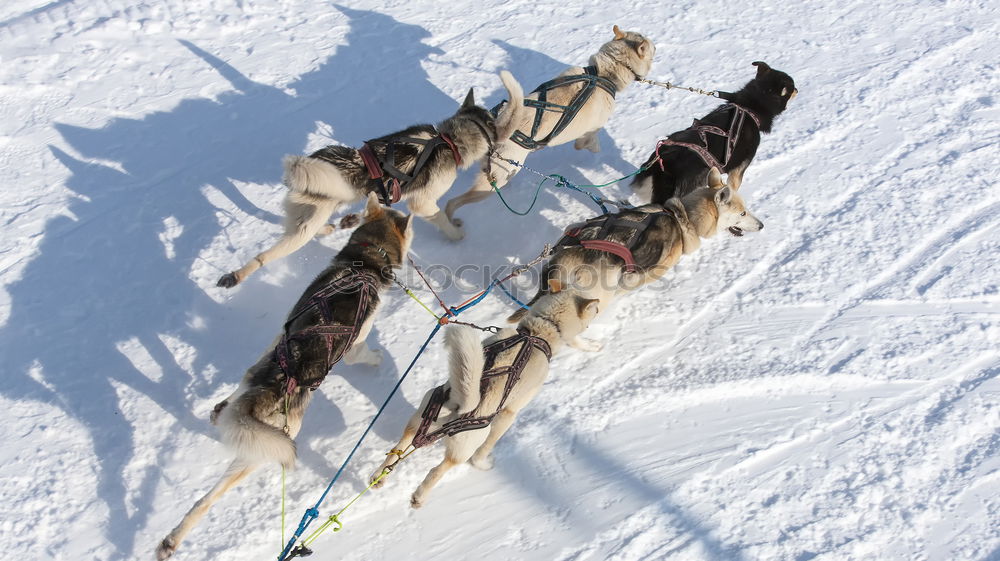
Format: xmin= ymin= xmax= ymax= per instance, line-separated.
xmin=411 ymin=328 xmax=553 ymax=448
xmin=655 ymin=103 xmax=761 ymax=171
xmin=358 ymin=131 xmax=462 ymax=205
xmin=492 ymin=66 xmax=618 ymax=151
xmin=554 ymin=206 xmax=675 ymax=273
xmin=274 ymin=269 xmax=380 ymax=392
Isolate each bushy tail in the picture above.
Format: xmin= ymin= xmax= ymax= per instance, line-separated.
xmin=445 ymin=326 xmax=486 ymax=414
xmin=217 ymin=391 xmax=297 ymax=469
xmin=494 ymin=70 xmax=527 ymax=143
xmin=282 ymin=154 xmax=354 ymax=202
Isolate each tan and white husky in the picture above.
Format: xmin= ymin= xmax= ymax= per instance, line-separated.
xmin=444 ymin=26 xmax=656 ymax=225
xmin=509 ymin=167 xmax=763 ymax=326
xmin=371 ymin=286 xmax=600 ymax=508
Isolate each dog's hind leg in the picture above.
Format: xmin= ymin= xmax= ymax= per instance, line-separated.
xmin=410 ymin=431 xmax=485 ymax=508
xmin=156 ymin=460 xmax=255 ymax=560
xmin=444 ymin=145 xmax=528 ymax=224
xmin=468 ymin=408 xmax=517 ymax=470
xmin=217 ymin=197 xmax=339 ymax=288
xmin=370 ymin=419 xmax=419 ymax=489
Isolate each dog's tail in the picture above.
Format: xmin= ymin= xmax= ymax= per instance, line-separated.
xmin=282 ymin=155 xmax=361 ymax=228
xmin=494 ymin=70 xmax=526 ymax=144
xmin=217 ymin=390 xmax=297 ymax=469
xmin=445 ymin=325 xmax=486 ymax=414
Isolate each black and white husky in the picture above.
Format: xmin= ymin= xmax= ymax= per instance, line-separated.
xmin=218 ymin=71 xmax=525 ymax=288
xmin=157 ymin=194 xmax=413 ymax=560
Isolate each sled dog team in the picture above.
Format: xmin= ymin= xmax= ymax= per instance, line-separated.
xmin=157 ymin=25 xmax=796 ymax=559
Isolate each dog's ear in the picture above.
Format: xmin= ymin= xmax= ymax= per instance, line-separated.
xmin=635 ymin=39 xmax=650 ymax=59
xmin=462 ymin=88 xmax=475 ymax=108
xmin=403 ymin=214 xmax=415 ymax=236
xmin=613 ymin=25 xmax=626 ymax=40
xmin=715 ymin=185 xmax=733 ymax=206
xmin=547 ymin=278 xmax=563 ymax=293
xmin=363 ymin=192 xmax=384 ymax=221
xmin=707 ymin=167 xmax=724 ymax=189
xmin=752 ymin=61 xmax=771 ymax=78
xmin=575 ymin=297 xmax=601 ymax=321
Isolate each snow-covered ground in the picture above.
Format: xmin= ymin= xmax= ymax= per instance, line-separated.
xmin=2 ymin=1 xmax=998 ymax=560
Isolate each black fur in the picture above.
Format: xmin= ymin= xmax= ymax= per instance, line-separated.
xmin=633 ymin=61 xmax=796 ymax=203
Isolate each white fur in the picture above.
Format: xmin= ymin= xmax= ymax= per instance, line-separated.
xmin=371 ymin=290 xmax=600 ymax=508
xmin=445 ymin=325 xmax=487 ymax=414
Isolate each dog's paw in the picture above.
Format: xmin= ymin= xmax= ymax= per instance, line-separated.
xmin=451 ymin=217 xmax=463 ymax=228
xmin=571 ymin=336 xmax=604 ymax=353
xmin=216 ymin=272 xmax=240 ymax=289
xmin=156 ymin=537 xmax=177 ymax=560
xmin=363 ymin=349 xmax=384 ymax=367
xmin=339 ymin=213 xmax=361 ymax=229
xmin=410 ymin=493 xmax=424 ymax=509
xmin=469 ymin=453 xmax=495 ymax=471
xmin=315 ymin=223 xmax=336 ymax=237
xmin=370 ymin=469 xmax=388 ymax=489
xmin=443 ymin=225 xmax=465 ymax=242
xmin=209 ymin=400 xmax=228 ymax=425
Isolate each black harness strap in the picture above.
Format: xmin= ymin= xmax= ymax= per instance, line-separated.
xmin=411 ymin=328 xmax=552 ymax=448
xmin=555 ymin=206 xmax=674 ymax=273
xmin=274 ymin=269 xmax=380 ymax=391
xmin=360 ymin=131 xmax=461 ymax=206
xmin=492 ymin=66 xmax=618 ymax=151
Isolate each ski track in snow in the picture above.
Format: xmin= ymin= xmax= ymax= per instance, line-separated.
xmin=2 ymin=1 xmax=999 ymax=560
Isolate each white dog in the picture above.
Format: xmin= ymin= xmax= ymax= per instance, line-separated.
xmin=444 ymin=25 xmax=656 ymax=224
xmin=371 ymin=285 xmax=600 ymax=508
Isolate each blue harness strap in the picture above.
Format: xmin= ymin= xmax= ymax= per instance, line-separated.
xmin=491 ymin=66 xmax=617 ymax=151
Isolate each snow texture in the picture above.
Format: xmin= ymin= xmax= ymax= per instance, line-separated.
xmin=1 ymin=1 xmax=998 ymax=560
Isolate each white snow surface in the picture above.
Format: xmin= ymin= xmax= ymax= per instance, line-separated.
xmin=2 ymin=1 xmax=999 ymax=560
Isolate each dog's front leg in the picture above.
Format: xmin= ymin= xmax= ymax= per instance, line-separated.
xmin=573 ymin=129 xmax=601 ymax=153
xmin=408 ymin=198 xmax=465 ymax=241
xmin=342 ymin=342 xmax=382 ymax=366
xmin=726 ymin=161 xmax=749 ymax=191
xmin=342 ymin=316 xmax=382 ymax=366
xmin=568 ymin=335 xmax=604 ymax=352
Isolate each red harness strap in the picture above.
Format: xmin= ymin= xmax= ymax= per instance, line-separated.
xmin=411 ymin=328 xmax=552 ymax=449
xmin=359 ymin=143 xmax=401 ymax=204
xmin=440 ymin=133 xmax=462 ymax=167
xmin=555 ymin=206 xmax=675 ymax=274
xmin=579 ymin=239 xmax=639 ymax=272
xmin=359 ymin=131 xmax=462 ymax=206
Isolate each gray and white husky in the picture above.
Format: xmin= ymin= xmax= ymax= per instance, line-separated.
xmin=371 ymin=286 xmax=601 ymax=508
xmin=157 ymin=194 xmax=413 ymax=560
xmin=218 ymin=71 xmax=525 ymax=288
xmin=444 ymin=26 xmax=656 ymax=224
xmin=508 ymin=167 xmax=763 ymax=326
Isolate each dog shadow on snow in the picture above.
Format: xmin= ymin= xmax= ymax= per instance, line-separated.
xmin=0 ymin=5 xmax=485 ymax=557
xmin=497 ymin=429 xmax=747 ymax=560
